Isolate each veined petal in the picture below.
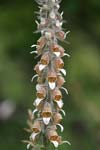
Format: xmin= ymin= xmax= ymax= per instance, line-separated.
xmin=56 ymin=100 xmax=63 ymax=108
xmin=51 ymin=141 xmax=59 ymax=148
xmin=43 ymin=117 xmax=51 ymax=125
xmin=27 ymin=143 xmax=31 ymax=149
xmin=39 ymin=64 xmax=46 ymax=71
xmin=30 ymin=132 xmax=38 ymax=141
xmin=60 ymin=69 xmax=66 ymax=76
xmin=34 ymin=98 xmax=43 ymax=106
xmin=31 ymin=74 xmax=38 ymax=82
xmin=57 ymin=124 xmax=64 ymax=132
xmin=54 ymin=52 xmax=60 ymax=57
xmin=49 ymin=82 xmax=56 ymax=90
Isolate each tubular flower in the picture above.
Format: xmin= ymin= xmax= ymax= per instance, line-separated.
xmin=41 ymin=102 xmax=52 ymax=125
xmin=47 ymin=129 xmax=59 ymax=147
xmin=52 ymin=43 xmax=65 ymax=57
xmin=52 ymin=88 xmax=63 ymax=108
xmin=24 ymin=0 xmax=71 ymax=149
xmin=39 ymin=52 xmax=50 ymax=71
xmin=34 ymin=86 xmax=46 ymax=106
xmin=48 ymin=71 xmax=57 ymax=90
xmin=30 ymin=120 xmax=41 ymax=141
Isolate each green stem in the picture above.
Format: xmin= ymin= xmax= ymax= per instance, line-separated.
xmin=43 ymin=135 xmax=47 ymax=150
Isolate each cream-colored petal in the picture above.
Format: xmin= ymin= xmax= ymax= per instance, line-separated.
xmin=60 ymin=69 xmax=66 ymax=76
xmin=63 ymin=53 xmax=70 ymax=57
xmin=27 ymin=143 xmax=30 ymax=149
xmin=60 ymin=109 xmax=66 ymax=116
xmin=36 ymin=84 xmax=42 ymax=91
xmin=30 ymin=132 xmax=38 ymax=141
xmin=31 ymin=74 xmax=38 ymax=82
xmin=49 ymin=82 xmax=56 ymax=90
xmin=56 ymin=20 xmax=61 ymax=27
xmin=31 ymin=44 xmax=37 ymax=48
xmin=32 ymin=109 xmax=38 ymax=115
xmin=30 ymin=51 xmax=37 ymax=54
xmin=57 ymin=124 xmax=64 ymax=132
xmin=52 ymin=0 xmax=56 ymax=3
xmin=54 ymin=52 xmax=60 ymax=57
xmin=56 ymin=100 xmax=64 ymax=108
xmin=43 ymin=117 xmax=51 ymax=125
xmin=35 ymin=20 xmax=39 ymax=26
xmin=64 ymin=31 xmax=70 ymax=39
xmin=62 ymin=140 xmax=71 ymax=145
xmin=49 ymin=11 xmax=56 ymax=19
xmin=34 ymin=98 xmax=43 ymax=106
xmin=39 ymin=64 xmax=46 ymax=71
xmin=41 ymin=17 xmax=46 ymax=25
xmin=45 ymin=32 xmax=52 ymax=39
xmin=51 ymin=141 xmax=59 ymax=148
xmin=61 ymin=87 xmax=68 ymax=95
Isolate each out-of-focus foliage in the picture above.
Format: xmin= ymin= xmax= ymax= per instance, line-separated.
xmin=0 ymin=0 xmax=100 ymax=150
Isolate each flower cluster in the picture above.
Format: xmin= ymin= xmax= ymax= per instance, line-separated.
xmin=23 ymin=0 xmax=71 ymax=149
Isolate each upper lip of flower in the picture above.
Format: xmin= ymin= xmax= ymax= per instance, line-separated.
xmin=53 ymin=88 xmax=62 ymax=101
xmin=41 ymin=111 xmax=52 ymax=117
xmin=36 ymin=89 xmax=46 ymax=99
xmin=48 ymin=76 xmax=57 ymax=82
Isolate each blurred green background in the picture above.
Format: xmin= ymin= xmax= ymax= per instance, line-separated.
xmin=0 ymin=0 xmax=100 ymax=150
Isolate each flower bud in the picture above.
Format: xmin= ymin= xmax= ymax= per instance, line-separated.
xmin=45 ymin=31 xmax=52 ymax=39
xmin=49 ymin=10 xmax=56 ymax=19
xmin=57 ymin=75 xmax=65 ymax=88
xmin=53 ymin=112 xmax=62 ymax=124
